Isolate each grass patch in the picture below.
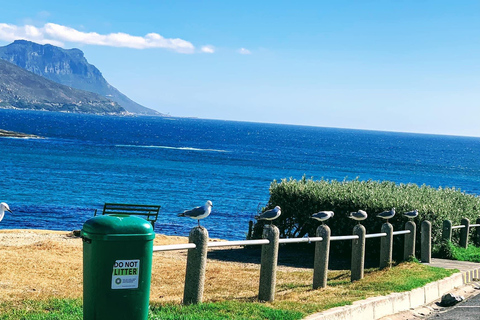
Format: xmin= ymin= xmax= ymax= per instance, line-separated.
xmin=149 ymin=301 xmax=303 ymax=320
xmin=443 ymin=241 xmax=480 ymax=262
xmin=0 ymin=262 xmax=456 ymax=320
xmin=0 ymin=299 xmax=82 ymax=320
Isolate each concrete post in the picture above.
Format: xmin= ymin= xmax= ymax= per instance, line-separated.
xmin=421 ymin=221 xmax=431 ymax=263
xmin=476 ymin=217 xmax=480 ymax=246
xmin=442 ymin=220 xmax=452 ymax=242
xmin=460 ymin=218 xmax=470 ymax=249
xmin=183 ymin=226 xmax=209 ymax=305
xmin=247 ymin=220 xmax=254 ymax=240
xmin=351 ymin=224 xmax=366 ymax=282
xmin=379 ymin=222 xmax=393 ymax=269
xmin=403 ymin=221 xmax=416 ymax=260
xmin=313 ymin=225 xmax=330 ymax=289
xmin=258 ymin=225 xmax=279 ymax=302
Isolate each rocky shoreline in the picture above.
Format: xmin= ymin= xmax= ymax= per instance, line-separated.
xmin=0 ymin=129 xmax=42 ymax=138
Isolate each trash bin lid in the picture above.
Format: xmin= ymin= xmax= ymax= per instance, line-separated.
xmin=81 ymin=215 xmax=155 ymax=241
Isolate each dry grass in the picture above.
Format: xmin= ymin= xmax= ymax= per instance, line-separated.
xmin=0 ymin=229 xmax=455 ymax=316
xmin=0 ymin=230 xmax=312 ymax=305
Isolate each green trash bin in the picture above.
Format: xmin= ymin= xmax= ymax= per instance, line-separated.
xmin=81 ymin=214 xmax=155 ymax=320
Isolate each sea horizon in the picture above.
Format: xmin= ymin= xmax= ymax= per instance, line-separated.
xmin=3 ymin=107 xmax=480 ymax=140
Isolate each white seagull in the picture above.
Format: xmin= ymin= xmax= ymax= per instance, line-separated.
xmin=347 ymin=210 xmax=368 ymax=223
xmin=377 ymin=207 xmax=395 ymax=222
xmin=0 ymin=202 xmax=12 ymax=222
xmin=403 ymin=209 xmax=418 ymax=219
xmin=311 ymin=211 xmax=334 ymax=224
xmin=177 ymin=201 xmax=213 ymax=227
xmin=255 ymin=206 xmax=281 ymax=223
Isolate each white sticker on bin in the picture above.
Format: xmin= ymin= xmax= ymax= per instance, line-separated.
xmin=111 ymin=259 xmax=140 ymax=289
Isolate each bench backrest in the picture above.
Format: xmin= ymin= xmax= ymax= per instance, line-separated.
xmin=95 ymin=203 xmax=161 ymax=227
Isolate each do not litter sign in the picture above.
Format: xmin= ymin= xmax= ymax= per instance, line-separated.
xmin=111 ymin=259 xmax=140 ymax=289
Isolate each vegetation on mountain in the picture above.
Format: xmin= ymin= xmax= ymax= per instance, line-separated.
xmin=0 ymin=59 xmax=125 ymax=114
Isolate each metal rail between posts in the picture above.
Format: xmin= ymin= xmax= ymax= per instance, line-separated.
xmin=208 ymin=239 xmax=270 ymax=248
xmin=393 ymin=230 xmax=411 ymax=236
xmin=331 ymin=235 xmax=359 ymax=241
xmin=153 ymin=243 xmax=196 ymax=252
xmin=153 ymin=229 xmax=410 ymax=252
xmin=470 ymin=224 xmax=480 ymax=228
xmin=278 ymin=236 xmax=323 ymax=244
xmin=365 ymin=232 xmax=387 ymax=239
xmin=452 ymin=225 xmax=466 ymax=229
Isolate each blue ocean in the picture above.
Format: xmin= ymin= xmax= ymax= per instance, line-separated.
xmin=0 ymin=109 xmax=479 ymax=240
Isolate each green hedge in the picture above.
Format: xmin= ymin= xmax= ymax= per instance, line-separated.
xmin=253 ymin=177 xmax=480 ymax=257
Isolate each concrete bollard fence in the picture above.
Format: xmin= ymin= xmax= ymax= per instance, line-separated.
xmin=183 ymin=226 xmax=209 ymax=305
xmin=421 ymin=221 xmax=431 ymax=263
xmin=404 ymin=221 xmax=416 ymax=260
xmin=258 ymin=225 xmax=279 ymax=302
xmin=313 ymin=225 xmax=330 ymax=289
xmin=379 ymin=222 xmax=393 ymax=269
xmin=442 ymin=220 xmax=452 ymax=242
xmin=351 ymin=224 xmax=366 ymax=282
xmin=460 ymin=218 xmax=470 ymax=248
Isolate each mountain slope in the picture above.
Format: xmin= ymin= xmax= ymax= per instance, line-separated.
xmin=0 ymin=40 xmax=161 ymax=115
xmin=0 ymin=58 xmax=125 ymax=114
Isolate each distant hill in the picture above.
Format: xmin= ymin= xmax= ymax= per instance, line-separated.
xmin=0 ymin=58 xmax=125 ymax=114
xmin=0 ymin=40 xmax=161 ymax=115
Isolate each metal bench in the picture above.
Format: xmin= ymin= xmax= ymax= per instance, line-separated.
xmin=94 ymin=203 xmax=161 ymax=228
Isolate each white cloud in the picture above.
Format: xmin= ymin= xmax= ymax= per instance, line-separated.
xmin=201 ymin=45 xmax=215 ymax=53
xmin=0 ymin=22 xmax=196 ymax=53
xmin=238 ymin=48 xmax=251 ymax=55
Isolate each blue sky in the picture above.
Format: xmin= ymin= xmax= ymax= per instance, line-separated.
xmin=1 ymin=1 xmax=479 ymax=136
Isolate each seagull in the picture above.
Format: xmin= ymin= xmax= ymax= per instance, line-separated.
xmin=347 ymin=210 xmax=368 ymax=223
xmin=177 ymin=201 xmax=213 ymax=227
xmin=403 ymin=209 xmax=418 ymax=219
xmin=0 ymin=202 xmax=12 ymax=222
xmin=311 ymin=211 xmax=334 ymax=224
xmin=377 ymin=207 xmax=395 ymax=222
xmin=255 ymin=206 xmax=281 ymax=223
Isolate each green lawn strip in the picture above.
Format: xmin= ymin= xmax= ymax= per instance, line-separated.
xmin=0 ymin=262 xmax=457 ymax=320
xmin=149 ymin=301 xmax=303 ymax=320
xmin=269 ymin=261 xmax=457 ymax=315
xmin=0 ymin=299 xmax=82 ymax=320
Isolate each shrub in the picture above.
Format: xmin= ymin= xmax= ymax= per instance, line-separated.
xmin=253 ymin=177 xmax=480 ymax=257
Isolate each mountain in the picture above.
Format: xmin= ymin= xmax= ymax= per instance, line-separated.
xmin=0 ymin=40 xmax=161 ymax=115
xmin=0 ymin=58 xmax=125 ymax=114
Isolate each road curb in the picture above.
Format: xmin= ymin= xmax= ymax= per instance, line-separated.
xmin=303 ymin=270 xmax=476 ymax=320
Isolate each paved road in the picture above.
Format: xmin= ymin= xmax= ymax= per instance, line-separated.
xmin=428 ymin=292 xmax=480 ymax=320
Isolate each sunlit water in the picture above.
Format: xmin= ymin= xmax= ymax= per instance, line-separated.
xmin=0 ymin=109 xmax=479 ymax=240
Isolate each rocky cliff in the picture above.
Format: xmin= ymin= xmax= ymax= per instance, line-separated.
xmin=0 ymin=40 xmax=161 ymax=115
xmin=0 ymin=58 xmax=125 ymax=114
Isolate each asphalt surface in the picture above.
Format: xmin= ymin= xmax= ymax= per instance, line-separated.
xmin=427 ymin=292 xmax=480 ymax=320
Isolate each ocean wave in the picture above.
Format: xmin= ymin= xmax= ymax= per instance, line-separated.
xmin=116 ymin=144 xmax=229 ymax=153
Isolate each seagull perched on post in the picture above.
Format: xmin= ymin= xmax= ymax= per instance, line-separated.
xmin=0 ymin=202 xmax=12 ymax=222
xmin=311 ymin=211 xmax=334 ymax=224
xmin=377 ymin=208 xmax=395 ymax=222
xmin=347 ymin=210 xmax=368 ymax=223
xmin=403 ymin=209 xmax=418 ymax=219
xmin=255 ymin=206 xmax=281 ymax=223
xmin=177 ymin=201 xmax=213 ymax=227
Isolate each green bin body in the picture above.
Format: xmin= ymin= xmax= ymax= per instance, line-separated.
xmin=82 ymin=215 xmax=155 ymax=320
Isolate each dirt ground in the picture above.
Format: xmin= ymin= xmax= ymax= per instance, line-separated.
xmin=0 ymin=229 xmax=313 ymax=304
